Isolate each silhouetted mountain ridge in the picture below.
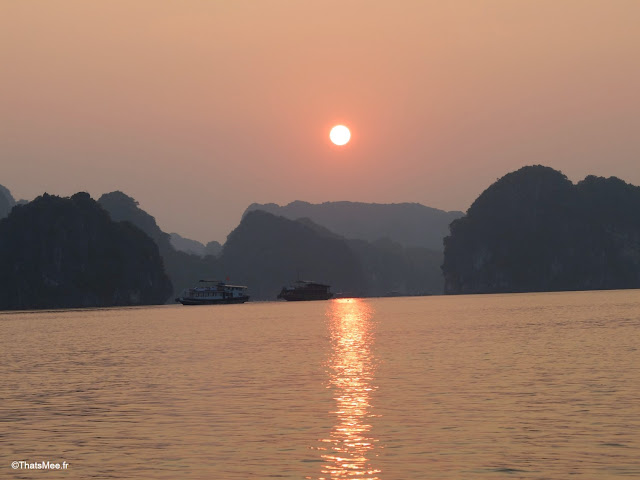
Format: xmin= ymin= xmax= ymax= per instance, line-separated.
xmin=220 ymin=210 xmax=443 ymax=299
xmin=98 ymin=191 xmax=221 ymax=299
xmin=0 ymin=183 xmax=16 ymax=219
xmin=168 ymin=233 xmax=223 ymax=257
xmin=99 ymin=192 xmax=172 ymax=253
xmin=97 ymin=194 xmax=446 ymax=300
xmin=219 ymin=210 xmax=366 ymax=299
xmin=442 ymin=165 xmax=640 ymax=294
xmin=244 ymin=200 xmax=463 ymax=251
xmin=0 ymin=192 xmax=172 ymax=309
xmin=170 ymin=233 xmax=206 ymax=256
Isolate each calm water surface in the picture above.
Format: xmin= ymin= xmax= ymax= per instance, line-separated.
xmin=2 ymin=290 xmax=640 ymax=479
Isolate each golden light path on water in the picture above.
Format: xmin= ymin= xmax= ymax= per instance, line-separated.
xmin=316 ymin=298 xmax=381 ymax=480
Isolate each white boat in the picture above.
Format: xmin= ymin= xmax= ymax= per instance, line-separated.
xmin=175 ymin=280 xmax=249 ymax=305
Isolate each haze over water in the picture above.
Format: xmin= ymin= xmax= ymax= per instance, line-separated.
xmin=3 ymin=290 xmax=639 ymax=479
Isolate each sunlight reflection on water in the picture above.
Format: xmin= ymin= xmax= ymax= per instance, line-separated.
xmin=319 ymin=298 xmax=381 ymax=480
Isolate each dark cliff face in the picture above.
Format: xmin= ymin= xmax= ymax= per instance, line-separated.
xmin=98 ymin=191 xmax=221 ymax=297
xmin=442 ymin=165 xmax=640 ymax=294
xmin=345 ymin=238 xmax=444 ymax=296
xmin=0 ymin=192 xmax=173 ymax=310
xmin=220 ymin=210 xmax=368 ymax=299
xmin=98 ymin=191 xmax=173 ymax=254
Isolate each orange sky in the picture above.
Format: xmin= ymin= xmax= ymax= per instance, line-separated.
xmin=1 ymin=1 xmax=639 ymax=243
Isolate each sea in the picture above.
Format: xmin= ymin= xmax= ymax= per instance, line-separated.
xmin=2 ymin=290 xmax=639 ymax=479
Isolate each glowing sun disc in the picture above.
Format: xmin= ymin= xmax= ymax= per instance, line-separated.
xmin=330 ymin=125 xmax=351 ymax=145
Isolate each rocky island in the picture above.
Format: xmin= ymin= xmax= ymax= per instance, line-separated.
xmin=0 ymin=192 xmax=172 ymax=309
xmin=442 ymin=166 xmax=640 ymax=294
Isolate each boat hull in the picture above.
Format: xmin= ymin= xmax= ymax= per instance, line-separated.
xmin=175 ymin=296 xmax=249 ymax=305
xmin=277 ymin=292 xmax=333 ymax=301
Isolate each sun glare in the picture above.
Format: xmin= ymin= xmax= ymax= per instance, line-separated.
xmin=330 ymin=125 xmax=351 ymax=146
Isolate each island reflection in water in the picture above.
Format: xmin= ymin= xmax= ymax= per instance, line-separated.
xmin=319 ymin=298 xmax=380 ymax=480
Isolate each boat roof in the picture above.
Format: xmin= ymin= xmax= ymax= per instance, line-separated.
xmin=294 ymin=280 xmax=331 ymax=287
xmin=196 ymin=280 xmax=247 ymax=288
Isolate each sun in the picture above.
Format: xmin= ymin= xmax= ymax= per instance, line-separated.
xmin=330 ymin=125 xmax=351 ymax=146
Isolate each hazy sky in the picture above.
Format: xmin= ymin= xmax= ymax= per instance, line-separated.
xmin=2 ymin=1 xmax=639 ymax=243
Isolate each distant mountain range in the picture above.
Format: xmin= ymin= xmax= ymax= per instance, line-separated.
xmin=169 ymin=233 xmax=206 ymax=256
xmin=0 ymin=184 xmax=16 ymax=219
xmin=96 ymin=192 xmax=446 ymax=300
xmin=244 ymin=201 xmax=463 ymax=251
xmin=219 ymin=210 xmax=444 ymax=299
xmin=0 ymin=185 xmax=30 ymax=219
xmin=3 ymin=164 xmax=639 ymax=310
xmin=169 ymin=233 xmax=222 ymax=257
